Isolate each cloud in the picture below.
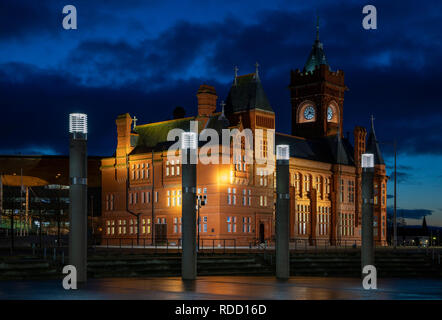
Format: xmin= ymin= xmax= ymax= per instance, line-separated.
xmin=0 ymin=1 xmax=442 ymax=159
xmin=387 ymin=207 xmax=433 ymax=220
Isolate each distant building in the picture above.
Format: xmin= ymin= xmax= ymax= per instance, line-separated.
xmin=0 ymin=155 xmax=101 ymax=237
xmin=397 ymin=217 xmax=431 ymax=246
xmin=100 ymin=27 xmax=388 ymax=246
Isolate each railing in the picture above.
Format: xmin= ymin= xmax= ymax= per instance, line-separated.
xmin=94 ymin=237 xmax=237 ymax=254
xmin=199 ymin=238 xmax=236 ymax=254
xmin=248 ymin=238 xmax=397 ymax=252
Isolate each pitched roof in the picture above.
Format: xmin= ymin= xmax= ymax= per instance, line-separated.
xmin=275 ymin=133 xmax=355 ymax=165
xmin=366 ymin=117 xmax=385 ymax=165
xmin=225 ymin=73 xmax=273 ymax=114
xmin=204 ymin=107 xmax=230 ymax=134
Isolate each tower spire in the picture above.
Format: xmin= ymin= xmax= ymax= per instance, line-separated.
xmin=255 ymin=61 xmax=260 ymax=80
xmin=316 ymin=15 xmax=320 ymax=41
xmin=366 ymin=114 xmax=385 ymax=165
xmin=234 ymin=65 xmax=239 ymax=86
xmin=370 ymin=114 xmax=375 ymax=131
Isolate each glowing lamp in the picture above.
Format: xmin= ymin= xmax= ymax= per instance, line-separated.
xmin=181 ymin=132 xmax=197 ymax=150
xmin=276 ymin=145 xmax=290 ymax=160
xmin=361 ymin=153 xmax=374 ymax=168
xmin=69 ymin=113 xmax=88 ymax=134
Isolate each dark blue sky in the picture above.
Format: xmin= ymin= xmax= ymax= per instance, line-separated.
xmin=1 ymin=0 xmax=441 ymax=226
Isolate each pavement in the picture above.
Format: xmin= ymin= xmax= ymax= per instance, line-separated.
xmin=1 ymin=276 xmax=442 ymax=300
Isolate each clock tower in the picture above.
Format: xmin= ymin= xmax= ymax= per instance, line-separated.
xmin=290 ymin=22 xmax=347 ymax=139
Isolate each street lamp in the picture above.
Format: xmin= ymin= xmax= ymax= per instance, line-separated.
xmin=275 ymin=144 xmax=290 ymax=280
xmin=361 ymin=153 xmax=375 ymax=274
xmin=69 ymin=112 xmax=88 ymax=283
xmin=181 ymin=131 xmax=197 ymax=280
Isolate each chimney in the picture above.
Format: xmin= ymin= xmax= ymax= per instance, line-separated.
xmin=115 ymin=113 xmax=135 ymax=181
xmin=196 ymin=84 xmax=217 ymax=117
xmin=354 ymin=126 xmax=367 ymax=168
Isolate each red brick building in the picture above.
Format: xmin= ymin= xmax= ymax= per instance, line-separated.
xmin=100 ymin=31 xmax=387 ymax=247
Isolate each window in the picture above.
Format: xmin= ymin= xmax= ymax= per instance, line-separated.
xmin=297 ymin=206 xmax=308 ymax=235
xmin=340 ymin=179 xmax=344 ymax=202
xmin=243 ymin=216 xmax=252 ymax=233
xmin=227 ymin=216 xmax=236 ymax=232
xmin=242 ymin=189 xmax=247 ymax=206
xmin=202 ymin=216 xmax=208 ymax=233
xmin=145 ymin=163 xmax=150 ymax=180
xmin=348 ymin=180 xmax=355 ymax=203
xmin=173 ymin=217 xmax=182 ymax=234
xmin=316 ymin=176 xmax=321 ymax=194
xmin=260 ymin=139 xmax=268 ymax=159
xmin=167 ymin=190 xmax=171 ymax=207
xmin=248 ymin=190 xmax=252 ymax=206
xmin=105 ymin=194 xmax=115 ymax=211
xmin=325 ymin=178 xmax=331 ymax=194
xmin=227 ymin=188 xmax=232 ymax=205
xmin=304 ymin=175 xmax=310 ymax=192
xmin=165 ymin=159 xmax=180 ymax=177
xmin=155 ymin=191 xmax=158 ymax=203
xmin=295 ymin=173 xmax=300 ymax=192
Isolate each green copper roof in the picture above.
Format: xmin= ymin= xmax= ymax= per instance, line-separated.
xmin=130 ymin=117 xmax=206 ymax=154
xmin=304 ymin=20 xmax=329 ymax=73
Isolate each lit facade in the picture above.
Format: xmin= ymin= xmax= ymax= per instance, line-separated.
xmin=100 ymin=32 xmax=388 ymax=246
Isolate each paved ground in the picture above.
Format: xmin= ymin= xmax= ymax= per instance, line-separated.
xmin=1 ymin=276 xmax=442 ymax=300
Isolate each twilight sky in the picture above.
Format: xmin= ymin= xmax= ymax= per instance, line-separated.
xmin=0 ymin=0 xmax=441 ymax=226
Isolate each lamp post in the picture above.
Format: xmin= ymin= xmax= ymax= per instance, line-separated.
xmin=361 ymin=153 xmax=375 ymax=274
xmin=276 ymin=144 xmax=290 ymax=280
xmin=181 ymin=131 xmax=197 ymax=280
xmin=69 ymin=113 xmax=88 ymax=283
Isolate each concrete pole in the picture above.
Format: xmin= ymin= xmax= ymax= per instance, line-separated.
xmin=0 ymin=174 xmax=3 ymax=229
xmin=393 ymin=140 xmax=397 ymax=248
xmin=69 ymin=113 xmax=88 ymax=283
xmin=25 ymin=186 xmax=29 ymax=235
xmin=361 ymin=153 xmax=375 ymax=275
xmin=276 ymin=145 xmax=290 ymax=279
xmin=181 ymin=132 xmax=197 ymax=280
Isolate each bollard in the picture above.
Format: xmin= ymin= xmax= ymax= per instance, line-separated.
xmin=361 ymin=153 xmax=375 ymax=276
xmin=69 ymin=113 xmax=88 ymax=283
xmin=181 ymin=132 xmax=197 ymax=280
xmin=53 ymin=248 xmax=56 ymax=261
xmin=275 ymin=145 xmax=290 ymax=280
xmin=43 ymin=247 xmax=47 ymax=259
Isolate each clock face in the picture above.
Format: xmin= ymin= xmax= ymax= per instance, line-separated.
xmin=327 ymin=106 xmax=333 ymax=120
xmin=304 ymin=106 xmax=315 ymax=120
